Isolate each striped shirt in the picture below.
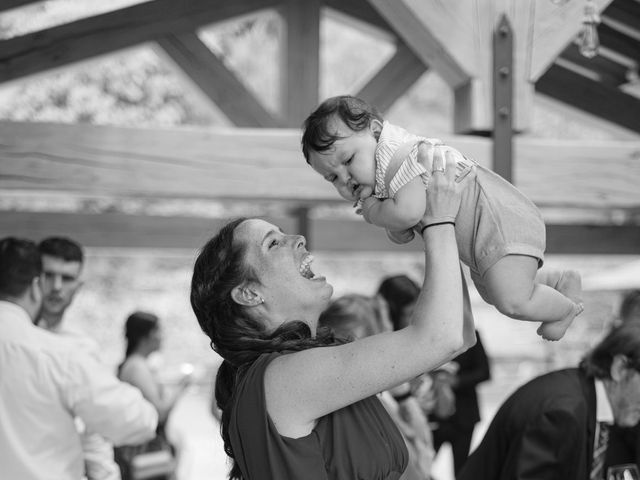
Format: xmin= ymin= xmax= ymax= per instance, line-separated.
xmin=374 ymin=121 xmax=475 ymax=199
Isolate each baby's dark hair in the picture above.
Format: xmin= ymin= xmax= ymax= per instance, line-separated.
xmin=301 ymin=95 xmax=384 ymax=163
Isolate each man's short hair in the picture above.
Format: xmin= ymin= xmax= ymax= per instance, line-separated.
xmin=580 ymin=322 xmax=640 ymax=379
xmin=0 ymin=237 xmax=42 ymax=298
xmin=38 ymin=237 xmax=84 ymax=264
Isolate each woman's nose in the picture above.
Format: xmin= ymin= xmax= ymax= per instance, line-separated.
xmin=292 ymin=235 xmax=306 ymax=249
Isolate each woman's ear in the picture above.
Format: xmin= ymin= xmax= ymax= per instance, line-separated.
xmin=231 ymin=285 xmax=264 ymax=307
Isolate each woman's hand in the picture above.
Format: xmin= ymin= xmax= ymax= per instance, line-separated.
xmin=415 ymin=145 xmax=475 ymax=232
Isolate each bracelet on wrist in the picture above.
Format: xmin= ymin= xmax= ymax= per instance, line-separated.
xmin=420 ymin=221 xmax=455 ymax=236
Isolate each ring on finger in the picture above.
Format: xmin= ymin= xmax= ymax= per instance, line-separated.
xmin=432 ymin=167 xmax=445 ymax=174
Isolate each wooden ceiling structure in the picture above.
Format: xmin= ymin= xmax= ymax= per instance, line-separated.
xmin=0 ymin=0 xmax=639 ymax=253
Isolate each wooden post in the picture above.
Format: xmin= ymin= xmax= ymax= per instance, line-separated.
xmin=493 ymin=14 xmax=514 ymax=182
xmin=281 ymin=0 xmax=320 ymax=127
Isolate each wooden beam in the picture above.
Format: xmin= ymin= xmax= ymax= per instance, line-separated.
xmin=3 ymin=210 xmax=638 ymax=254
xmin=280 ymin=0 xmax=320 ymax=127
xmin=156 ymin=33 xmax=281 ymax=128
xmin=0 ymin=0 xmax=280 ymax=84
xmin=0 ymin=211 xmax=295 ymax=249
xmin=0 ymin=0 xmax=41 ymax=12
xmin=0 ymin=121 xmax=333 ymax=201
xmin=545 ymin=224 xmax=640 ymax=255
xmin=602 ymin=0 xmax=640 ymax=33
xmin=324 ymin=0 xmax=392 ymax=34
xmin=354 ymin=41 xmax=428 ymax=113
xmin=365 ymin=0 xmax=470 ymax=89
xmin=2 ymin=121 xmax=640 ymax=209
xmin=493 ymin=15 xmax=514 ymax=183
xmin=535 ymin=63 xmax=640 ymax=134
xmin=598 ymin=22 xmax=640 ymax=62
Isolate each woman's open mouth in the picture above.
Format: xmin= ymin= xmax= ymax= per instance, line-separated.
xmin=299 ymin=254 xmax=316 ymax=280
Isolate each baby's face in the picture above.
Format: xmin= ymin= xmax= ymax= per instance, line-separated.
xmin=308 ymin=118 xmax=380 ymax=203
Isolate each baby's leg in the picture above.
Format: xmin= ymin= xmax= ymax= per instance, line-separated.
xmin=483 ymin=255 xmax=582 ymax=341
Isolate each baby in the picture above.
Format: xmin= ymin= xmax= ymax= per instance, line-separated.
xmin=302 ymin=95 xmax=583 ymax=341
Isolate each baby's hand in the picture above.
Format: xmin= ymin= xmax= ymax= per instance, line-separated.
xmin=360 ymin=197 xmax=379 ymax=224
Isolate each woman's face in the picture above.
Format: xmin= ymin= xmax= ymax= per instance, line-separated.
xmin=234 ymin=219 xmax=334 ymax=332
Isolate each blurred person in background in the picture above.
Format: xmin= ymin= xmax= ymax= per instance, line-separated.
xmin=319 ymin=293 xmax=436 ymax=479
xmin=0 ymin=237 xmax=157 ymax=480
xmin=115 ymin=311 xmax=191 ymax=480
xmin=378 ymin=274 xmax=491 ymax=477
xmin=37 ymin=236 xmax=121 ymax=480
xmin=459 ymin=321 xmax=640 ymax=480
xmin=604 ymin=289 xmax=640 ymax=471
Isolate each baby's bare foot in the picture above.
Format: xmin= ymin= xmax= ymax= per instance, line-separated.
xmin=537 ymin=302 xmax=584 ymax=341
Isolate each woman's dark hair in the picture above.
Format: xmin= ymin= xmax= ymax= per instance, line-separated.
xmin=377 ymin=275 xmax=420 ymax=331
xmin=190 ymin=217 xmax=340 ymax=479
xmin=301 ymin=95 xmax=384 ymax=163
xmin=122 ymin=311 xmax=159 ymax=361
xmin=580 ymin=322 xmax=640 ymax=378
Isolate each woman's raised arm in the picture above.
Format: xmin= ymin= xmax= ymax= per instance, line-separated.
xmin=266 ymin=148 xmax=477 ymax=438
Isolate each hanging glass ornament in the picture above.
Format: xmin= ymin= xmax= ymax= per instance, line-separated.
xmin=579 ymin=0 xmax=600 ymax=58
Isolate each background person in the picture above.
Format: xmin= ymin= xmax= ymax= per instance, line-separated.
xmin=37 ymin=236 xmax=121 ymax=480
xmin=319 ymin=293 xmax=436 ymax=480
xmin=115 ymin=311 xmax=191 ymax=480
xmin=377 ymin=274 xmax=491 ymax=477
xmin=458 ymin=321 xmax=640 ymax=480
xmin=0 ymin=237 xmax=157 ymax=480
xmin=190 ymin=150 xmax=477 ymax=479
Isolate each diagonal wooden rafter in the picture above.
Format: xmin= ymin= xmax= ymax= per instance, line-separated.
xmin=324 ymin=0 xmax=392 ymax=34
xmin=598 ymin=22 xmax=640 ymax=62
xmin=0 ymin=0 xmax=40 ymax=13
xmin=602 ymin=0 xmax=640 ymax=33
xmin=536 ymin=63 xmax=640 ymax=134
xmin=365 ymin=0 xmax=470 ymax=89
xmin=157 ymin=33 xmax=280 ymax=127
xmin=0 ymin=0 xmax=281 ymax=84
xmin=354 ymin=41 xmax=428 ymax=113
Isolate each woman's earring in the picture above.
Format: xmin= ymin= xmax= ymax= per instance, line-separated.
xmin=257 ymin=296 xmax=265 ymax=304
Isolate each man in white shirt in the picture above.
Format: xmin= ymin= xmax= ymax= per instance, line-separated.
xmin=36 ymin=236 xmax=122 ymax=480
xmin=0 ymin=237 xmax=158 ymax=480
